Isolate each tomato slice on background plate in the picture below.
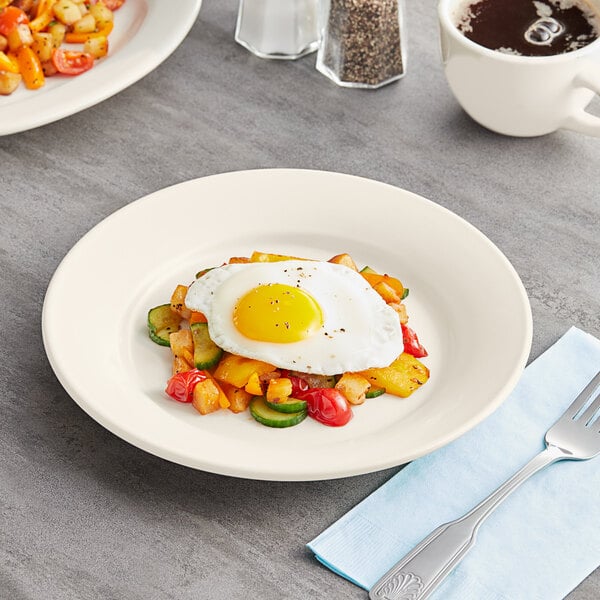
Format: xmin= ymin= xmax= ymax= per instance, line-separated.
xmin=0 ymin=6 xmax=29 ymax=36
xmin=52 ymin=48 xmax=95 ymax=76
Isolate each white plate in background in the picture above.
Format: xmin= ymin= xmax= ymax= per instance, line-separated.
xmin=0 ymin=0 xmax=202 ymax=136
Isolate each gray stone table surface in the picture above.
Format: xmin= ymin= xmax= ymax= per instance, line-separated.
xmin=1 ymin=1 xmax=599 ymax=598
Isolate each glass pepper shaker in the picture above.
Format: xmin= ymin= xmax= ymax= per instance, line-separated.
xmin=316 ymin=0 xmax=407 ymax=88
xmin=235 ymin=0 xmax=320 ymax=60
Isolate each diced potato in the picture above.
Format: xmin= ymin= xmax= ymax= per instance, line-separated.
xmin=48 ymin=22 xmax=67 ymax=48
xmin=31 ymin=32 xmax=54 ymax=63
xmin=83 ymin=35 xmax=108 ymax=59
xmin=335 ymin=373 xmax=371 ymax=405
xmin=53 ymin=0 xmax=82 ymax=25
xmin=41 ymin=59 xmax=57 ymax=76
xmin=192 ymin=379 xmax=221 ymax=415
xmin=244 ymin=371 xmax=263 ymax=395
xmin=213 ymin=353 xmax=277 ymax=388
xmin=169 ymin=329 xmax=194 ymax=369
xmin=0 ymin=71 xmax=22 ymax=95
xmin=89 ymin=2 xmax=113 ymax=28
xmin=266 ymin=378 xmax=292 ymax=403
xmin=250 ymin=251 xmax=307 ymax=263
xmin=0 ymin=34 xmax=7 ymax=53
xmin=328 ymin=253 xmax=358 ymax=271
xmin=172 ymin=355 xmax=192 ymax=375
xmin=8 ymin=24 xmax=34 ymax=51
xmin=221 ymin=382 xmax=252 ymax=413
xmin=358 ymin=353 xmax=429 ymax=398
xmin=373 ymin=280 xmax=401 ymax=304
xmin=72 ymin=13 xmax=96 ymax=33
xmin=205 ymin=372 xmax=230 ymax=409
xmin=75 ymin=0 xmax=89 ymax=15
xmin=170 ymin=284 xmax=192 ymax=319
xmin=388 ymin=301 xmax=408 ymax=324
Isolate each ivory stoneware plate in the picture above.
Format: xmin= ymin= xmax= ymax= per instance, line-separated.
xmin=42 ymin=169 xmax=532 ymax=481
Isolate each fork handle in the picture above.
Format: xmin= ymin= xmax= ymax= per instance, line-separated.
xmin=369 ymin=445 xmax=565 ymax=600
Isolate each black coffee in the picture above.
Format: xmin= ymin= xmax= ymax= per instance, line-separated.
xmin=457 ymin=0 xmax=600 ymax=56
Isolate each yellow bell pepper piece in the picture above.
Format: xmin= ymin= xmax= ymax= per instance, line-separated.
xmin=213 ymin=354 xmax=277 ymax=389
xmin=244 ymin=372 xmax=263 ymax=396
xmin=0 ymin=50 xmax=19 ymax=74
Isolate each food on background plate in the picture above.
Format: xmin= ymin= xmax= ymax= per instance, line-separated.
xmin=147 ymin=251 xmax=429 ymax=428
xmin=0 ymin=0 xmax=125 ymax=95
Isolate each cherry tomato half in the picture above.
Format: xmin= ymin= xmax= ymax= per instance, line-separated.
xmin=0 ymin=6 xmax=29 ymax=36
xmin=52 ymin=48 xmax=94 ymax=76
xmin=401 ymin=323 xmax=428 ymax=358
xmin=165 ymin=369 xmax=207 ymax=403
xmin=296 ymin=388 xmax=353 ymax=427
xmin=90 ymin=0 xmax=125 ymax=9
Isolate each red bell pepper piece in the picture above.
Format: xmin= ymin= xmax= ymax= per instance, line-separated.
xmin=401 ymin=323 xmax=428 ymax=358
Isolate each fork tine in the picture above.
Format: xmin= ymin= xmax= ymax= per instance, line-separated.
xmin=565 ymin=370 xmax=600 ymax=420
xmin=578 ymin=387 xmax=600 ymax=426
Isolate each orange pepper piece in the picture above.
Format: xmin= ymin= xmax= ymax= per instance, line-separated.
xmin=361 ymin=272 xmax=404 ymax=297
xmin=16 ymin=46 xmax=44 ymax=90
xmin=189 ymin=311 xmax=208 ymax=325
xmin=29 ymin=0 xmax=54 ymax=32
xmin=65 ymin=21 xmax=114 ymax=44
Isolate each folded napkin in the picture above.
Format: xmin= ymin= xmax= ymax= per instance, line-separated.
xmin=308 ymin=326 xmax=600 ymax=600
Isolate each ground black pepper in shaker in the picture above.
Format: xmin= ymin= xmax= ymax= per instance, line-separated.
xmin=316 ymin=0 xmax=406 ymax=88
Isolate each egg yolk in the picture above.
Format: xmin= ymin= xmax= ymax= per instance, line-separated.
xmin=233 ymin=283 xmax=323 ymax=343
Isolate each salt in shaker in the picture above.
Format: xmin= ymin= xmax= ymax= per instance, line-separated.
xmin=316 ymin=0 xmax=407 ymax=88
xmin=235 ymin=0 xmax=320 ymax=60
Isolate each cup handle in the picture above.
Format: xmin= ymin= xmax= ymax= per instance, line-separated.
xmin=562 ymin=69 xmax=600 ymax=137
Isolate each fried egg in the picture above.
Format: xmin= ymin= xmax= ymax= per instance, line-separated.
xmin=184 ymin=260 xmax=403 ymax=374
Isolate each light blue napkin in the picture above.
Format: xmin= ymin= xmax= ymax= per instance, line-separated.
xmin=308 ymin=327 xmax=600 ymax=600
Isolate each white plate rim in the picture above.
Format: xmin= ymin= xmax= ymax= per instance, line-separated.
xmin=0 ymin=0 xmax=202 ymax=136
xmin=41 ymin=169 xmax=533 ymax=481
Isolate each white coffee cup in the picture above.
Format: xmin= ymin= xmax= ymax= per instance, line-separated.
xmin=438 ymin=0 xmax=600 ymax=137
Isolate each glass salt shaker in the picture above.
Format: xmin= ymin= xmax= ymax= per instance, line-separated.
xmin=235 ymin=0 xmax=320 ymax=60
xmin=316 ymin=0 xmax=407 ymax=88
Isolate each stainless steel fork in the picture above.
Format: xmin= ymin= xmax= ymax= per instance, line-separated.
xmin=369 ymin=370 xmax=600 ymax=600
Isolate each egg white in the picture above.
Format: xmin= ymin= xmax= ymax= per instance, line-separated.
xmin=185 ymin=260 xmax=403 ymax=374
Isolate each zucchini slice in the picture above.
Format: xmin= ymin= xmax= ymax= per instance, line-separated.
xmin=147 ymin=304 xmax=182 ymax=346
xmin=250 ymin=397 xmax=307 ymax=428
xmin=366 ymin=386 xmax=386 ymax=399
xmin=191 ymin=322 xmax=223 ymax=369
xmin=360 ymin=265 xmax=378 ymax=274
xmin=265 ymin=397 xmax=308 ymax=414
